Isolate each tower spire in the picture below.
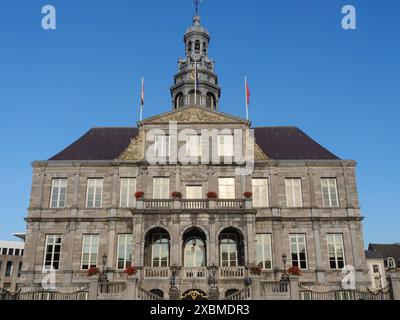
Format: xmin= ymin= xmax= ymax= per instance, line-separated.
xmin=170 ymin=1 xmax=221 ymax=111
xmin=194 ymin=0 xmax=201 ymax=17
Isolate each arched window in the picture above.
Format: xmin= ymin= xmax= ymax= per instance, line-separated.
xmin=219 ymin=228 xmax=245 ymax=267
xmin=150 ymin=289 xmax=164 ymax=299
xmin=203 ymin=42 xmax=207 ymax=55
xmin=188 ymin=41 xmax=192 ymax=54
xmin=195 ymin=40 xmax=200 ymax=53
xmin=183 ymin=228 xmax=207 ymax=268
xmin=188 ymin=90 xmax=202 ymax=105
xmin=225 ymin=289 xmax=239 ymax=298
xmin=144 ymin=228 xmax=170 ymax=267
xmin=175 ymin=93 xmax=184 ymax=109
xmin=206 ymin=93 xmax=216 ymax=110
xmin=388 ymin=257 xmax=396 ymax=269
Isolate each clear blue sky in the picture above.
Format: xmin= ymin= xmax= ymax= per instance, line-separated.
xmin=0 ymin=0 xmax=399 ymax=245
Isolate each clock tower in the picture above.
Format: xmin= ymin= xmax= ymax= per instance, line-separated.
xmin=170 ymin=11 xmax=221 ymax=110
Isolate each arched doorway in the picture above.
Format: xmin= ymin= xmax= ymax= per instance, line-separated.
xmin=150 ymin=289 xmax=164 ymax=299
xmin=219 ymin=227 xmax=245 ymax=267
xmin=182 ymin=227 xmax=207 ymax=267
xmin=225 ymin=289 xmax=239 ymax=298
xmin=144 ymin=227 xmax=170 ymax=267
xmin=181 ymin=289 xmax=208 ymax=300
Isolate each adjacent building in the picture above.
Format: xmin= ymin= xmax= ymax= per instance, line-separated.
xmin=366 ymin=243 xmax=400 ymax=290
xmin=0 ymin=239 xmax=24 ymax=291
xmin=18 ymin=11 xmax=370 ymax=299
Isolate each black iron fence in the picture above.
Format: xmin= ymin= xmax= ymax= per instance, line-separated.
xmin=0 ymin=287 xmax=88 ymax=301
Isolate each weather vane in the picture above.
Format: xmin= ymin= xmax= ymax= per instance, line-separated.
xmin=193 ymin=0 xmax=203 ymax=16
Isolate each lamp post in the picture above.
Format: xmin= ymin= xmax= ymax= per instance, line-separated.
xmin=99 ymin=253 xmax=108 ymax=283
xmin=281 ymin=253 xmax=289 ymax=281
xmin=208 ymin=264 xmax=220 ymax=300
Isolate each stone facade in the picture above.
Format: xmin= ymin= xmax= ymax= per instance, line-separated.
xmin=18 ymin=12 xmax=370 ymax=300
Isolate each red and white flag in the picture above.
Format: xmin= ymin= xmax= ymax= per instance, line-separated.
xmin=245 ymin=76 xmax=250 ymax=120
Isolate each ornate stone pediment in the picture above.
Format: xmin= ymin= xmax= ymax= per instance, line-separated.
xmin=119 ymin=130 xmax=145 ymax=161
xmin=181 ymin=172 xmax=208 ymax=182
xmin=143 ymin=106 xmax=247 ymax=124
xmin=255 ymin=143 xmax=269 ymax=161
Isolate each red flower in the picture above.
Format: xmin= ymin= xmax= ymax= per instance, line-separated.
xmin=243 ymin=192 xmax=253 ymax=199
xmin=86 ymin=267 xmax=100 ymax=277
xmin=135 ymin=192 xmax=144 ymax=199
xmin=250 ymin=266 xmax=262 ymax=275
xmin=288 ymin=266 xmax=302 ymax=276
xmin=124 ymin=266 xmax=138 ymax=276
xmin=206 ymin=192 xmax=218 ymax=199
xmin=171 ymin=192 xmax=182 ymax=199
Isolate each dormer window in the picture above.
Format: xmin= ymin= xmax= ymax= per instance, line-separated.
xmin=387 ymin=257 xmax=396 ymax=269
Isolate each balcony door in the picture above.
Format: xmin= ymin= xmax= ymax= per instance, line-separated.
xmin=184 ymin=238 xmax=206 ymax=267
xmin=183 ymin=227 xmax=207 ymax=268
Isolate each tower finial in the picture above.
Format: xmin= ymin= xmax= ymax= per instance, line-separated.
xmin=193 ymin=0 xmax=202 ymax=17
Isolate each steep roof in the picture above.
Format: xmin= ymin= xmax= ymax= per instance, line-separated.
xmin=368 ymin=244 xmax=400 ymax=260
xmin=49 ymin=127 xmax=340 ymax=161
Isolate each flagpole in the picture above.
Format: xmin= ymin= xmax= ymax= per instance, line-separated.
xmin=194 ymin=59 xmax=198 ymax=105
xmin=245 ymin=76 xmax=249 ymax=121
xmin=140 ymin=76 xmax=144 ymax=121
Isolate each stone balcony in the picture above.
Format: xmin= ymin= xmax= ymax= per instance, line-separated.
xmin=141 ymin=267 xmax=247 ymax=280
xmin=135 ymin=199 xmax=254 ymax=212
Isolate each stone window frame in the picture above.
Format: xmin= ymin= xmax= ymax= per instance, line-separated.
xmin=85 ymin=178 xmax=104 ymax=208
xmin=289 ymin=234 xmax=309 ymax=270
xmin=321 ymin=178 xmax=340 ymax=208
xmin=50 ymin=178 xmax=68 ymax=209
xmin=326 ymin=233 xmax=346 ymax=270
xmin=119 ymin=178 xmax=137 ymax=208
xmin=252 ymin=178 xmax=270 ymax=208
xmin=116 ymin=234 xmax=133 ymax=270
xmin=80 ymin=234 xmax=99 ymax=270
xmin=285 ymin=178 xmax=303 ymax=208
xmin=255 ymin=233 xmax=273 ymax=270
xmin=43 ymin=234 xmax=62 ymax=271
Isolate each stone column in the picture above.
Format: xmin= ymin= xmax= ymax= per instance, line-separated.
xmin=123 ymin=277 xmax=138 ymax=300
xmin=289 ymin=276 xmax=300 ymax=300
xmin=312 ymin=220 xmax=326 ymax=284
xmin=88 ymin=280 xmax=99 ymax=300
xmin=388 ymin=272 xmax=400 ymax=300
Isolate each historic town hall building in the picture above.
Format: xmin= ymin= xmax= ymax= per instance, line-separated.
xmin=19 ymin=11 xmax=371 ymax=300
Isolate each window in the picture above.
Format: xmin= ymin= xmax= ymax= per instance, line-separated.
xmin=218 ymin=178 xmax=235 ymax=199
xmin=15 ymin=249 xmax=20 ymax=256
xmin=153 ymin=178 xmax=170 ymax=199
xmin=8 ymin=249 xmax=14 ymax=256
xmin=154 ymin=136 xmax=170 ymax=158
xmin=5 ymin=261 xmax=13 ymax=277
xmin=175 ymin=93 xmax=184 ymax=109
xmin=186 ymin=135 xmax=202 ymax=157
xmin=285 ymin=178 xmax=303 ymax=208
xmin=86 ymin=179 xmax=103 ymax=208
xmin=252 ymin=179 xmax=269 ymax=208
xmin=321 ymin=178 xmax=339 ymax=207
xmin=1 ymin=248 xmax=6 ymax=255
xmin=218 ymin=135 xmax=234 ymax=157
xmin=256 ymin=234 xmax=272 ymax=270
xmin=327 ymin=234 xmax=345 ymax=269
xmin=81 ymin=235 xmax=99 ymax=270
xmin=388 ymin=257 xmax=396 ymax=269
xmin=43 ymin=235 xmax=62 ymax=271
xmin=290 ymin=235 xmax=308 ymax=269
xmin=17 ymin=262 xmax=22 ymax=277
xmin=50 ymin=178 xmax=67 ymax=208
xmin=206 ymin=93 xmax=216 ymax=109
xmin=152 ymin=233 xmax=169 ymax=267
xmin=184 ymin=238 xmax=206 ymax=267
xmin=220 ymin=233 xmax=238 ymax=267
xmin=186 ymin=186 xmax=203 ymax=199
xmin=188 ymin=90 xmax=201 ymax=105
xmin=372 ymin=264 xmax=380 ymax=274
xmin=120 ymin=178 xmax=137 ymax=208
xmin=117 ymin=234 xmax=133 ymax=270
xmin=195 ymin=40 xmax=200 ymax=52
xmin=3 ymin=283 xmax=11 ymax=290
